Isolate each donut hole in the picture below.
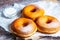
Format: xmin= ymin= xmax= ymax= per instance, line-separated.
xmin=46 ymin=20 xmax=52 ymax=24
xmin=31 ymin=8 xmax=37 ymax=12
xmin=23 ymin=22 xmax=29 ymax=27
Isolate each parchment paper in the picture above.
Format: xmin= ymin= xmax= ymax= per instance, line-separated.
xmin=0 ymin=1 xmax=60 ymax=37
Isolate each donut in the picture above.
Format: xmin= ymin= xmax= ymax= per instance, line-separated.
xmin=22 ymin=4 xmax=44 ymax=21
xmin=10 ymin=18 xmax=37 ymax=37
xmin=36 ymin=15 xmax=60 ymax=34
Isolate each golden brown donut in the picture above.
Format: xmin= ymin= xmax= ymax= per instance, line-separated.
xmin=10 ymin=18 xmax=37 ymax=38
xmin=22 ymin=4 xmax=44 ymax=21
xmin=36 ymin=15 xmax=60 ymax=34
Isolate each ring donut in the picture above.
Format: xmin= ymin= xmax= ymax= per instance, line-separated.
xmin=22 ymin=4 xmax=44 ymax=21
xmin=36 ymin=15 xmax=60 ymax=34
xmin=10 ymin=18 xmax=37 ymax=37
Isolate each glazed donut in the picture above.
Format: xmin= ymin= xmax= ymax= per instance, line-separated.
xmin=36 ymin=15 xmax=60 ymax=34
xmin=22 ymin=4 xmax=44 ymax=21
xmin=10 ymin=18 xmax=37 ymax=37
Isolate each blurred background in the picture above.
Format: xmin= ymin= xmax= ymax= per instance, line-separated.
xmin=0 ymin=0 xmax=60 ymax=7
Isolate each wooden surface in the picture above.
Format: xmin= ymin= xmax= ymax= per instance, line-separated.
xmin=0 ymin=0 xmax=60 ymax=40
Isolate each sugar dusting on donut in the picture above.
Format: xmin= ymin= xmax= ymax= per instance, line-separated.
xmin=47 ymin=21 xmax=60 ymax=28
xmin=20 ymin=24 xmax=33 ymax=33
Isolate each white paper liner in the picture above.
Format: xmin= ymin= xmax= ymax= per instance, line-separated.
xmin=0 ymin=1 xmax=60 ymax=37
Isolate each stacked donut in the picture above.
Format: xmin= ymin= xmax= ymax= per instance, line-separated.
xmin=10 ymin=4 xmax=60 ymax=38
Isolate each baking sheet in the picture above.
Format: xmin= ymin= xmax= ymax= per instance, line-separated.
xmin=0 ymin=1 xmax=60 ymax=37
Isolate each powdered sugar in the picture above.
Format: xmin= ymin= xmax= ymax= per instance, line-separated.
xmin=47 ymin=21 xmax=60 ymax=28
xmin=20 ymin=24 xmax=33 ymax=33
xmin=3 ymin=7 xmax=17 ymax=18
